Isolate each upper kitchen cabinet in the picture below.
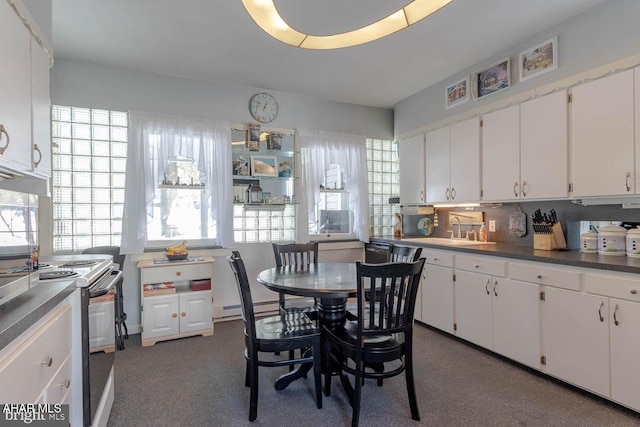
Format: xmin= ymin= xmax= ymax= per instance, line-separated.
xmin=0 ymin=0 xmax=33 ymax=172
xmin=30 ymin=37 xmax=52 ymax=178
xmin=426 ymin=117 xmax=480 ymax=204
xmin=571 ymin=69 xmax=635 ymax=198
xmin=398 ymin=133 xmax=425 ymax=205
xmin=482 ymin=90 xmax=568 ymax=202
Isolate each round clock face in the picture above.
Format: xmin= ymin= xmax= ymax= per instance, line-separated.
xmin=249 ymin=93 xmax=278 ymax=123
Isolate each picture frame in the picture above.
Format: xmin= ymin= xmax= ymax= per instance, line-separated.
xmin=473 ymin=57 xmax=510 ymax=99
xmin=445 ymin=77 xmax=469 ymax=109
xmin=246 ymin=124 xmax=261 ymax=151
xmin=519 ymin=36 xmax=558 ymax=82
xmin=250 ymin=155 xmax=278 ymax=177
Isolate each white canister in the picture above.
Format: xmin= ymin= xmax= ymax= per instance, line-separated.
xmin=580 ymin=231 xmax=598 ymax=253
xmin=626 ymin=226 xmax=640 ymax=257
xmin=597 ymin=224 xmax=627 ymax=256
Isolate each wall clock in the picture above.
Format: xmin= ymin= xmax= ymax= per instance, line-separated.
xmin=249 ymin=93 xmax=278 ymax=123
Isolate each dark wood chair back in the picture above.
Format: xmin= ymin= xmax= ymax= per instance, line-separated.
xmin=272 ymin=242 xmax=319 ymax=268
xmin=387 ymin=243 xmax=422 ymax=263
xmin=227 ymin=251 xmax=257 ymax=347
xmin=82 ymin=246 xmax=125 ymax=269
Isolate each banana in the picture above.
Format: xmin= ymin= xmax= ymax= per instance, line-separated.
xmin=166 ymin=241 xmax=187 ymax=253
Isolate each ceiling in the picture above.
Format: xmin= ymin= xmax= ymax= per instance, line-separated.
xmin=52 ymin=0 xmax=604 ymax=109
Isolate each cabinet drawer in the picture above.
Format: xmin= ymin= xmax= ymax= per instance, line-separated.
xmin=509 ymin=262 xmax=581 ymax=291
xmin=456 ymin=254 xmax=506 ymax=277
xmin=0 ymin=305 xmax=72 ymax=403
xmin=421 ymin=249 xmax=454 ymax=268
xmin=44 ymin=353 xmax=72 ymax=403
xmin=584 ymin=272 xmax=640 ymax=302
xmin=141 ymin=262 xmax=213 ymax=284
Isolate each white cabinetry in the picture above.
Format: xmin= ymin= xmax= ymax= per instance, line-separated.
xmin=419 ymin=249 xmax=454 ymax=334
xmin=138 ymin=257 xmax=215 ymax=346
xmin=0 ymin=0 xmax=32 ymax=171
xmin=398 ymin=133 xmax=425 ymax=205
xmin=482 ymin=90 xmax=568 ymax=201
xmin=571 ymin=69 xmax=635 ymax=197
xmin=89 ymin=300 xmax=115 ymax=353
xmin=0 ymin=303 xmax=73 ymax=404
xmin=30 ymin=37 xmax=52 ymax=177
xmin=426 ymin=117 xmax=480 ymax=204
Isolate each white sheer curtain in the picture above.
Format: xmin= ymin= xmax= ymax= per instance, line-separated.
xmin=121 ymin=111 xmax=232 ymax=253
xmin=297 ymin=129 xmax=369 ymax=242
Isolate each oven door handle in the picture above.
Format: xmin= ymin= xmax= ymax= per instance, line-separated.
xmin=89 ymin=269 xmax=122 ymax=298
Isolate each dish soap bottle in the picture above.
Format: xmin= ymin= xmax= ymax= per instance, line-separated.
xmin=479 ymin=223 xmax=488 ymax=242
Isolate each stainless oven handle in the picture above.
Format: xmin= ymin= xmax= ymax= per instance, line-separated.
xmin=89 ymin=269 xmax=123 ymax=298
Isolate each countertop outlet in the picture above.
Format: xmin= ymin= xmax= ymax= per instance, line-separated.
xmin=489 ymin=220 xmax=496 ymax=232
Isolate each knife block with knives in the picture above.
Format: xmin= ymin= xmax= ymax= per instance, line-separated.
xmin=532 ymin=209 xmax=567 ymax=251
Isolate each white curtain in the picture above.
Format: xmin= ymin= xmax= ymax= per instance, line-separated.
xmin=298 ymin=129 xmax=369 ymax=242
xmin=121 ymin=111 xmax=232 ymax=253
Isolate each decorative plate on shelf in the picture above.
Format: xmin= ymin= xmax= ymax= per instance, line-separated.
xmin=417 ymin=217 xmax=434 ymax=236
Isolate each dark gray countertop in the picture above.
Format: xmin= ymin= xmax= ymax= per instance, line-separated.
xmin=0 ymin=280 xmax=77 ymax=352
xmin=371 ymin=236 xmax=640 ymax=275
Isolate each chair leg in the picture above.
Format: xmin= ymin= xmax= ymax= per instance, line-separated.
xmin=248 ymin=356 xmax=259 ymax=421
xmin=351 ymin=368 xmax=362 ymax=427
xmin=245 ymin=359 xmax=250 ymax=387
xmin=323 ymin=349 xmax=332 ymax=397
xmin=289 ymin=349 xmax=295 ymax=371
xmin=405 ymin=349 xmax=420 ymax=421
xmin=313 ymin=342 xmax=323 ymax=409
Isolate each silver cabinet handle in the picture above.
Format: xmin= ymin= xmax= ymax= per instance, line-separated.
xmin=0 ymin=124 xmax=9 ymax=155
xmin=598 ymin=301 xmax=605 ymax=322
xmin=626 ymin=172 xmax=631 ymax=192
xmin=513 ymin=182 xmax=518 ymax=197
xmin=445 ymin=188 xmax=450 ymax=200
xmin=420 ymin=190 xmax=424 ymax=202
xmin=41 ymin=357 xmax=53 ymax=367
xmin=522 ymin=181 xmax=528 ymax=197
xmin=631 ymin=289 xmax=638 ymax=295
xmin=450 ymin=187 xmax=456 ymax=200
xmin=613 ymin=303 xmax=620 ymax=326
xmin=33 ymin=144 xmax=42 ymax=168
xmin=60 ymin=379 xmax=71 ymax=389
xmin=493 ymin=280 xmax=498 ymax=297
xmin=485 ymin=278 xmax=490 ymax=295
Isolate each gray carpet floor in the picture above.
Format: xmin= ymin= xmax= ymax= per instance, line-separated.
xmin=107 ymin=321 xmax=640 ymax=426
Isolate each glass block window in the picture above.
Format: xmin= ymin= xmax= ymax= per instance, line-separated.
xmin=51 ymin=106 xmax=128 ymax=252
xmin=367 ymin=138 xmax=400 ymax=237
xmin=232 ymin=204 xmax=296 ymax=243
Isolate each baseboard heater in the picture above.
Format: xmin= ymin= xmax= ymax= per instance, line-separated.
xmin=214 ymin=299 xmax=279 ymax=321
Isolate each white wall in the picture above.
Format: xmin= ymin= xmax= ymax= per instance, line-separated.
xmin=394 ymin=0 xmax=640 ymax=138
xmin=51 ymin=59 xmax=394 ymax=139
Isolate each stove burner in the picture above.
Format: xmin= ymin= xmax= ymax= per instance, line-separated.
xmin=59 ymin=260 xmax=100 ymax=268
xmin=39 ymin=270 xmax=80 ymax=281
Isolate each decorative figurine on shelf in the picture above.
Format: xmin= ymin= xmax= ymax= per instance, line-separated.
xmin=278 ymin=160 xmax=291 ymax=177
xmin=394 ymin=213 xmax=403 ymax=237
xmin=246 ymin=183 xmax=263 ymax=204
xmin=266 ymin=133 xmax=283 ymax=150
xmin=247 ymin=124 xmax=261 ymax=151
xmin=234 ymin=156 xmax=249 ymax=176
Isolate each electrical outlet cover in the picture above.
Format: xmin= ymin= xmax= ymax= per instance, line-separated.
xmin=489 ymin=220 xmax=496 ymax=232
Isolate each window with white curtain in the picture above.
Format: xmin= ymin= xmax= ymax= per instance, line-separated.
xmin=121 ymin=111 xmax=232 ymax=253
xmin=51 ymin=105 xmax=127 ymax=252
xmin=298 ymin=130 xmax=369 ymax=242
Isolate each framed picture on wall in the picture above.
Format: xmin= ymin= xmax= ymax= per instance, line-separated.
xmin=250 ymin=155 xmax=278 ymax=177
xmin=473 ymin=57 xmax=510 ymax=99
xmin=445 ymin=77 xmax=469 ymax=109
xmin=519 ymin=36 xmax=558 ymax=82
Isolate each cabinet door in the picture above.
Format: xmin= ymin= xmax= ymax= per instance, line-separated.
xmin=425 ymin=126 xmax=450 ymax=204
xmin=492 ymin=278 xmax=540 ymax=369
xmin=31 ymin=39 xmax=51 ymax=177
xmin=143 ymin=295 xmax=180 ymax=340
xmin=454 ymin=270 xmax=493 ymax=349
xmin=179 ymin=291 xmax=213 ymax=334
xmin=542 ymin=287 xmax=609 ymax=397
xmin=610 ymin=298 xmax=640 ymax=411
xmin=449 ymin=117 xmax=480 ymax=203
xmin=481 ymin=105 xmax=520 ymax=201
xmin=571 ymin=69 xmax=635 ymax=197
xmin=0 ymin=0 xmax=32 ymax=170
xmin=421 ymin=264 xmax=454 ymax=334
xmin=520 ymin=90 xmax=568 ymax=199
xmin=398 ymin=133 xmax=425 ymax=205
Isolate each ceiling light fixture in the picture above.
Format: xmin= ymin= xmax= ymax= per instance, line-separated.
xmin=242 ymin=0 xmax=453 ymax=50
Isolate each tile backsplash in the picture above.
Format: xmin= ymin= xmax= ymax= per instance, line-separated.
xmin=0 ymin=189 xmax=38 ymax=258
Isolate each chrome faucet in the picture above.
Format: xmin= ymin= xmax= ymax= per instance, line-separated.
xmin=451 ymin=216 xmax=462 ymax=239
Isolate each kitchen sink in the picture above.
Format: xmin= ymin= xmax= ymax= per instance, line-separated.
xmin=401 ymin=237 xmax=496 ymax=246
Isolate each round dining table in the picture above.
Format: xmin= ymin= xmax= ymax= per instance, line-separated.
xmin=257 ymin=262 xmax=358 ymax=323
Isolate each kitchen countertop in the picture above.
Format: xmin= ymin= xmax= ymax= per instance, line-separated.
xmin=0 ymin=279 xmax=77 ymax=353
xmin=371 ymin=236 xmax=640 ymax=275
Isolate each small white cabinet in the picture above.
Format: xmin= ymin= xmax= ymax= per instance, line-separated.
xmin=482 ymin=90 xmax=568 ymax=201
xmin=426 ymin=117 xmax=480 ymax=204
xmin=419 ymin=249 xmax=454 ymax=334
xmin=398 ymin=133 xmax=425 ymax=205
xmin=138 ymin=256 xmax=215 ymax=346
xmin=570 ymin=69 xmax=635 ymax=197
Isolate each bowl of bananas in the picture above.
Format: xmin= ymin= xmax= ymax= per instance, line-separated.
xmin=166 ymin=241 xmax=189 ymax=261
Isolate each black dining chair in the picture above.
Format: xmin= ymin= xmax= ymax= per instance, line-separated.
xmin=387 ymin=243 xmax=422 ymax=263
xmin=323 ymin=259 xmax=426 ymax=427
xmin=226 ymin=251 xmax=322 ymax=422
xmin=272 ymin=242 xmax=319 ymax=315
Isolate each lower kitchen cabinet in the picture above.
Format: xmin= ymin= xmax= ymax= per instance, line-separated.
xmin=542 ymin=286 xmax=610 ymax=398
xmin=138 ymin=256 xmax=215 ymax=347
xmin=419 ymin=250 xmax=455 ymax=334
xmin=454 ymin=269 xmax=494 ymax=349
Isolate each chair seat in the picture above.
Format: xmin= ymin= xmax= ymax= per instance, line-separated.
xmin=255 ymin=313 xmax=318 ymax=341
xmin=281 ymin=297 xmax=317 ymax=313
